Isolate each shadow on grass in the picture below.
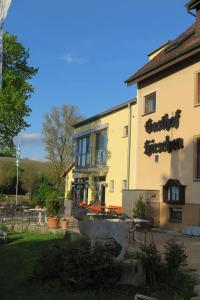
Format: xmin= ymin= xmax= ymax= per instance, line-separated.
xmin=0 ymin=231 xmax=139 ymax=300
xmin=6 ymin=236 xmax=23 ymax=244
xmin=0 ymin=231 xmax=195 ymax=300
xmin=0 ymin=231 xmax=73 ymax=300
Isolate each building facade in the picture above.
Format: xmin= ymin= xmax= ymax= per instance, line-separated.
xmin=70 ymin=99 xmax=137 ymax=208
xmin=63 ymin=0 xmax=200 ymax=230
xmin=125 ymin=0 xmax=200 ymax=230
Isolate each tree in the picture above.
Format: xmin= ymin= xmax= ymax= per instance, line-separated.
xmin=0 ymin=158 xmax=16 ymax=194
xmin=20 ymin=162 xmax=38 ymax=196
xmin=31 ymin=174 xmax=55 ymax=207
xmin=0 ymin=32 xmax=38 ymax=154
xmin=42 ymin=105 xmax=82 ymax=188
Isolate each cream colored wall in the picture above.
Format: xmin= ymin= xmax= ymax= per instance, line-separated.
xmin=135 ymin=61 xmax=200 ymax=212
xmin=74 ymin=104 xmax=137 ymax=207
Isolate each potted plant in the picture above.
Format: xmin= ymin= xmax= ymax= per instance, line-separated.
xmin=31 ymin=195 xmax=45 ymax=209
xmin=46 ymin=192 xmax=64 ymax=229
xmin=60 ymin=218 xmax=69 ymax=229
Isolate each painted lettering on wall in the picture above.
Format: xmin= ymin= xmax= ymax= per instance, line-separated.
xmin=144 ymin=136 xmax=184 ymax=156
xmin=145 ymin=109 xmax=181 ymax=134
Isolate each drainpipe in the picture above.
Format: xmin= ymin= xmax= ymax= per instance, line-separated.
xmin=133 ymin=91 xmax=139 ymax=189
xmin=127 ymin=103 xmax=131 ymax=189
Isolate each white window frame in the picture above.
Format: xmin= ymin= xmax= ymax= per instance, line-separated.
xmin=109 ymin=180 xmax=114 ymax=192
xmin=121 ymin=180 xmax=127 ymax=190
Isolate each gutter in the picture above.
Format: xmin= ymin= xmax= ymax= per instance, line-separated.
xmin=133 ymin=89 xmax=139 ymax=189
xmin=126 ymin=103 xmax=131 ymax=189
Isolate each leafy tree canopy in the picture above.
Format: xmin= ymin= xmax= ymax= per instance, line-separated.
xmin=42 ymin=104 xmax=82 ymax=188
xmin=0 ymin=32 xmax=38 ymax=154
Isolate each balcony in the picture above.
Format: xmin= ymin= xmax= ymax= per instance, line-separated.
xmin=74 ymin=128 xmax=108 ymax=173
xmin=75 ymin=150 xmax=107 ymax=168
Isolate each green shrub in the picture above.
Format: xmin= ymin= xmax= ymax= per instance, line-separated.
xmin=46 ymin=192 xmax=64 ymax=217
xmin=133 ymin=195 xmax=147 ymax=219
xmin=31 ymin=239 xmax=121 ymax=290
xmin=152 ymin=272 xmax=195 ymax=300
xmin=32 ymin=244 xmax=65 ymax=283
xmin=164 ymin=239 xmax=187 ymax=279
xmin=133 ymin=239 xmax=188 ymax=289
xmin=135 ymin=242 xmax=163 ymax=288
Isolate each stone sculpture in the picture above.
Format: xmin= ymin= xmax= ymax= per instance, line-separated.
xmin=73 ymin=206 xmax=130 ymax=262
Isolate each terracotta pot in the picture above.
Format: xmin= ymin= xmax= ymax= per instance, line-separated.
xmin=60 ymin=219 xmax=69 ymax=229
xmin=35 ymin=204 xmax=41 ymax=209
xmin=48 ymin=217 xmax=60 ymax=229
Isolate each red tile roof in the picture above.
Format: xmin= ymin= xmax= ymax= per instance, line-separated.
xmin=61 ymin=161 xmax=75 ymax=177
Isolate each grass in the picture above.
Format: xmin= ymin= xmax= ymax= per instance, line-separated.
xmin=0 ymin=231 xmax=195 ymax=300
xmin=0 ymin=231 xmax=138 ymax=300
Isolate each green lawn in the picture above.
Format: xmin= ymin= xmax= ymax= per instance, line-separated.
xmin=0 ymin=231 xmax=195 ymax=300
xmin=0 ymin=231 xmax=138 ymax=300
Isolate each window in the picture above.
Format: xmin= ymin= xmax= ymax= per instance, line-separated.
xmin=109 ymin=180 xmax=114 ymax=192
xmin=163 ymin=179 xmax=185 ymax=204
xmin=96 ymin=129 xmax=107 ymax=165
xmin=123 ymin=126 xmax=128 ymax=137
xmin=194 ymin=137 xmax=200 ymax=179
xmin=122 ymin=180 xmax=127 ymax=190
xmin=169 ymin=208 xmax=182 ymax=223
xmin=74 ymin=178 xmax=88 ymax=204
xmin=76 ymin=136 xmax=90 ymax=167
xmin=144 ymin=92 xmax=156 ymax=115
xmin=196 ymin=72 xmax=200 ymax=105
xmin=167 ymin=186 xmax=179 ymax=202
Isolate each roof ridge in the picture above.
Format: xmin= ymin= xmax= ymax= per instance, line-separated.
xmin=125 ymin=22 xmax=199 ymax=85
xmin=73 ymin=98 xmax=137 ymax=128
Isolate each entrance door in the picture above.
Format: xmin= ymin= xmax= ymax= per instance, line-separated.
xmin=74 ymin=178 xmax=88 ymax=206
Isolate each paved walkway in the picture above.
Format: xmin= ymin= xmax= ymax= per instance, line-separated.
xmin=129 ymin=229 xmax=200 ymax=280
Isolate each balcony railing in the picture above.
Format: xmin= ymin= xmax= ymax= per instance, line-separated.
xmin=75 ymin=150 xmax=107 ymax=169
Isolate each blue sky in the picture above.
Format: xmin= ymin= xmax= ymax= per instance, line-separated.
xmin=4 ymin=0 xmax=194 ymax=160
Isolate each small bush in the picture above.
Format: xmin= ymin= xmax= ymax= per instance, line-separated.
xmin=164 ymin=239 xmax=187 ymax=279
xmin=152 ymin=272 xmax=195 ymax=300
xmin=133 ymin=239 xmax=189 ymax=290
xmin=31 ymin=239 xmax=121 ymax=290
xmin=32 ymin=244 xmax=65 ymax=282
xmin=46 ymin=192 xmax=64 ymax=217
xmin=135 ymin=242 xmax=163 ymax=288
xmin=133 ymin=195 xmax=147 ymax=219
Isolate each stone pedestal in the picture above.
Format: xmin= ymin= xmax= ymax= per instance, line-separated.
xmin=194 ymin=285 xmax=200 ymax=296
xmin=64 ymin=199 xmax=72 ymax=217
xmin=120 ymin=259 xmax=145 ymax=287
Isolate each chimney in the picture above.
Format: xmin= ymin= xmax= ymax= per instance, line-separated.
xmin=186 ymin=0 xmax=200 ymax=19
xmin=186 ymin=0 xmax=200 ymax=35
